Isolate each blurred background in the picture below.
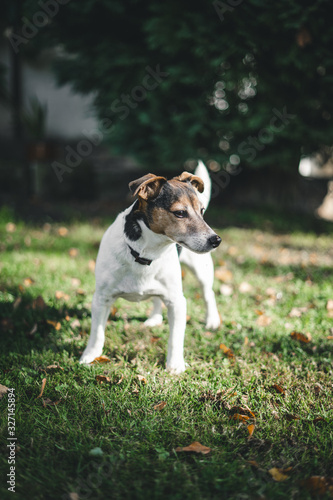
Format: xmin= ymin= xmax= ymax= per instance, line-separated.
xmin=1 ymin=0 xmax=333 ymax=221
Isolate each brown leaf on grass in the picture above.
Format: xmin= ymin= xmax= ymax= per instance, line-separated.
xmin=6 ymin=222 xmax=16 ymax=233
xmin=110 ymin=306 xmax=118 ymax=317
xmin=269 ymin=467 xmax=290 ymax=482
xmin=313 ymin=417 xmax=327 ymax=424
xmin=117 ymin=375 xmax=124 ymax=385
xmin=71 ymin=278 xmax=81 ymax=288
xmin=32 ymin=295 xmax=46 ymax=310
xmin=154 ymin=401 xmax=167 ymax=411
xmin=96 ymin=375 xmax=111 ymax=384
xmin=289 ymin=306 xmax=308 ymax=318
xmin=151 ymin=336 xmax=161 ymax=343
xmin=271 ymin=384 xmax=285 ymax=395
xmin=0 ymin=384 xmax=9 ymax=399
xmin=301 ymin=476 xmax=333 ymax=496
xmin=327 ymin=299 xmax=333 ymax=318
xmin=46 ymin=320 xmax=61 ymax=330
xmin=137 ymin=375 xmax=147 ymax=384
xmin=247 ymin=424 xmax=255 ymax=437
xmin=285 ymin=413 xmax=300 ymax=421
xmin=57 ymin=226 xmax=68 ymax=237
xmin=68 ymin=248 xmax=79 ymax=258
xmin=219 ymin=343 xmax=234 ymax=358
xmin=327 ymin=336 xmax=333 ymax=340
xmin=175 ymin=441 xmax=211 ymax=455
xmin=290 ymin=331 xmax=312 ymax=343
xmin=256 ymin=315 xmax=272 ymax=327
xmin=46 ymin=364 xmax=64 ymax=371
xmin=220 ymin=284 xmax=233 ymax=296
xmin=239 ymin=282 xmax=253 ymax=294
xmin=215 ymin=267 xmax=233 ymax=283
xmin=231 ymin=413 xmax=250 ymax=423
xmin=70 ymin=319 xmax=81 ymax=329
xmin=76 ymin=289 xmax=86 ymax=296
xmin=88 ymin=259 xmax=96 ymax=272
xmin=37 ymin=378 xmax=47 ymax=399
xmin=55 ymin=290 xmax=70 ymax=301
xmin=92 ymin=355 xmax=111 ymax=364
xmin=23 ymin=277 xmax=35 ymax=287
xmin=230 ymin=405 xmax=256 ymax=419
xmin=254 ymin=309 xmax=264 ymax=316
xmin=247 ymin=459 xmax=260 ymax=468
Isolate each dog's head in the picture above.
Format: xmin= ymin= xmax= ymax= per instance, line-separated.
xmin=129 ymin=172 xmax=221 ymax=253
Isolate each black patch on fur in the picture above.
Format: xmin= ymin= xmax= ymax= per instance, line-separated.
xmin=176 ymin=244 xmax=183 ymax=256
xmin=124 ymin=201 xmax=150 ymax=241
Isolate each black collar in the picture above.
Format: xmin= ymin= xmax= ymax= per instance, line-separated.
xmin=127 ymin=245 xmax=153 ymax=266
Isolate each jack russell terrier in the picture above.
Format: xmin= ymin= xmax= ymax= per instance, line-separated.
xmin=80 ymin=161 xmax=221 ymax=373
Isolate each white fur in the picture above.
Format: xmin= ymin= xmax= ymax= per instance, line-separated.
xmin=80 ymin=162 xmax=220 ymax=373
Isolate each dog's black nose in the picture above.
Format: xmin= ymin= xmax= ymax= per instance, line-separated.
xmin=209 ymin=235 xmax=221 ymax=248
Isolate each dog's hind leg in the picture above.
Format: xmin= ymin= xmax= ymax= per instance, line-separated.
xmin=180 ymin=250 xmax=221 ymax=330
xmin=144 ymin=297 xmax=163 ymax=327
xmin=80 ymin=293 xmax=113 ymax=364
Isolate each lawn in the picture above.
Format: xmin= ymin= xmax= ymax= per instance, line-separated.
xmin=0 ymin=204 xmax=333 ymax=500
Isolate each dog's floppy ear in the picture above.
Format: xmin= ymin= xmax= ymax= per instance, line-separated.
xmin=175 ymin=171 xmax=204 ymax=193
xmin=129 ymin=174 xmax=167 ymax=201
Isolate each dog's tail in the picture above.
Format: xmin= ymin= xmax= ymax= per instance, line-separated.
xmin=195 ymin=160 xmax=212 ymax=212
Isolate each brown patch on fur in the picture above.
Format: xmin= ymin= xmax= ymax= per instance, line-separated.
xmin=173 ymin=171 xmax=204 ymax=193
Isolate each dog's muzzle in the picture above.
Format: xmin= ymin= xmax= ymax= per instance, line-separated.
xmin=209 ymin=234 xmax=222 ymax=249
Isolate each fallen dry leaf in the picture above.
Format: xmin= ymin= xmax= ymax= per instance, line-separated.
xmin=327 ymin=300 xmax=333 ymax=318
xmin=285 ymin=413 xmax=300 ymax=421
xmin=76 ymin=289 xmax=86 ymax=296
xmin=42 ymin=398 xmax=61 ymax=407
xmin=220 ymin=284 xmax=233 ymax=296
xmin=6 ymin=222 xmax=16 ymax=233
xmin=23 ymin=277 xmax=35 ymax=287
xmin=0 ymin=384 xmax=9 ymax=399
xmin=88 ymin=259 xmax=96 ymax=272
xmin=175 ymin=441 xmax=211 ymax=455
xmin=230 ymin=405 xmax=256 ymax=419
xmin=96 ymin=375 xmax=111 ymax=384
xmin=215 ymin=267 xmax=233 ymax=283
xmin=70 ymin=319 xmax=81 ymax=329
xmin=37 ymin=378 xmax=47 ymax=399
xmin=117 ymin=375 xmax=124 ymax=385
xmin=313 ymin=417 xmax=327 ymax=424
xmin=256 ymin=315 xmax=272 ymax=327
xmin=289 ymin=306 xmax=308 ymax=318
xmin=69 ymin=248 xmax=79 ymax=258
xmin=231 ymin=413 xmax=250 ymax=423
xmin=55 ymin=290 xmax=70 ymax=301
xmin=290 ymin=331 xmax=312 ymax=343
xmin=71 ymin=277 xmax=81 ymax=287
xmin=269 ymin=467 xmax=290 ymax=482
xmin=239 ymin=282 xmax=253 ymax=293
xmin=154 ymin=401 xmax=167 ymax=411
xmin=271 ymin=384 xmax=285 ymax=395
xmin=92 ymin=355 xmax=111 ymax=364
xmin=46 ymin=364 xmax=64 ymax=371
xmin=247 ymin=424 xmax=255 ymax=437
xmin=137 ymin=375 xmax=147 ymax=384
xmin=57 ymin=226 xmax=68 ymax=237
xmin=219 ymin=343 xmax=234 ymax=358
xmin=46 ymin=320 xmax=61 ymax=331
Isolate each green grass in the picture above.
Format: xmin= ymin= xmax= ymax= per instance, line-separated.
xmin=0 ymin=205 xmax=333 ymax=500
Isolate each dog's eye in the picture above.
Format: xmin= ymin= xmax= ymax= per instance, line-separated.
xmin=173 ymin=210 xmax=188 ymax=218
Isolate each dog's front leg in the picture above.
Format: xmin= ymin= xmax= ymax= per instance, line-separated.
xmin=80 ymin=293 xmax=113 ymax=364
xmin=165 ymin=295 xmax=187 ymax=374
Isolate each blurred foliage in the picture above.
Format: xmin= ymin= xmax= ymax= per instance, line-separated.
xmin=5 ymin=0 xmax=333 ymax=170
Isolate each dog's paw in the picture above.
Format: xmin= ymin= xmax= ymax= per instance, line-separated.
xmin=79 ymin=348 xmax=103 ymax=365
xmin=205 ymin=313 xmax=221 ymax=331
xmin=144 ymin=314 xmax=163 ymax=327
xmin=166 ymin=359 xmax=186 ymax=374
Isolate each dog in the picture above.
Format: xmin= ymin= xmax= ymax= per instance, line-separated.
xmin=80 ymin=161 xmax=221 ymax=373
